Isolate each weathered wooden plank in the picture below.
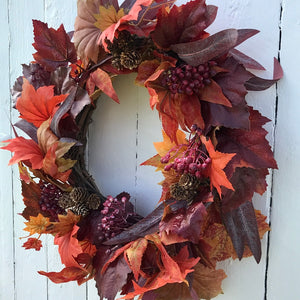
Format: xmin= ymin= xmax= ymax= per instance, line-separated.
xmin=8 ymin=1 xmax=48 ymax=299
xmin=0 ymin=1 xmax=15 ymax=299
xmin=267 ymin=1 xmax=300 ymax=299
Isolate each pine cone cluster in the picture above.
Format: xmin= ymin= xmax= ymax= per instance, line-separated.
xmin=58 ymin=187 xmax=101 ymax=217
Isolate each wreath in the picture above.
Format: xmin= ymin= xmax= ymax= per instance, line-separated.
xmin=2 ymin=0 xmax=282 ymax=299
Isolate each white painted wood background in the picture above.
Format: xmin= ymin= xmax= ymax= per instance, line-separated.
xmin=0 ymin=0 xmax=299 ymax=299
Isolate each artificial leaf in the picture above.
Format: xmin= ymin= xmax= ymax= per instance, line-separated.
xmin=89 ymin=68 xmax=120 ymax=103
xmin=171 ymin=29 xmax=259 ymax=66
xmin=1 ymin=137 xmax=43 ymax=169
xmin=18 ymin=162 xmax=34 ymax=184
xmin=74 ymin=0 xmax=106 ymax=64
xmin=152 ymin=0 xmax=217 ymax=50
xmin=94 ymin=5 xmax=125 ymax=32
xmin=96 ymin=254 xmax=131 ymax=300
xmin=32 ymin=20 xmax=77 ymax=71
xmin=14 ymin=120 xmax=38 ymax=143
xmin=125 ymin=238 xmax=148 ymax=280
xmin=222 ymin=167 xmax=268 ymax=214
xmin=24 ymin=213 xmax=51 ymax=235
xmin=222 ymin=201 xmax=261 ymax=262
xmin=201 ymin=136 xmax=235 ymax=197
xmin=16 ymin=79 xmax=68 ymax=127
xmin=21 ymin=180 xmax=42 ymax=220
xmin=38 ymin=266 xmax=89 ymax=284
xmin=49 ymin=210 xmax=80 ymax=237
xmin=216 ymin=107 xmax=277 ymax=173
xmin=22 ymin=237 xmax=43 ymax=251
xmin=245 ymin=58 xmax=283 ymax=91
xmin=154 ymin=263 xmax=226 ymax=300
xmin=229 ymin=49 xmax=265 ymax=70
xmin=159 ymin=201 xmax=207 ymax=244
xmin=54 ymin=224 xmax=83 ymax=267
xmin=153 ymin=129 xmax=187 ymax=157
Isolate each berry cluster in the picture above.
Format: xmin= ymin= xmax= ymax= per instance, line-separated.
xmin=161 ymin=62 xmax=216 ymax=95
xmin=39 ymin=182 xmax=65 ymax=221
xmin=100 ymin=193 xmax=135 ymax=240
xmin=161 ymin=125 xmax=211 ymax=179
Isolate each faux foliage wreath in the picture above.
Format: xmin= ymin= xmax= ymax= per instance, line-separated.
xmin=2 ymin=0 xmax=282 ymax=299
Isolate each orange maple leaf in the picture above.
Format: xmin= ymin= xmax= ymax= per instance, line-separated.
xmin=201 ymin=136 xmax=235 ymax=197
xmin=16 ymin=79 xmax=68 ymax=127
xmin=23 ymin=213 xmax=51 ymax=235
xmin=54 ymin=224 xmax=83 ymax=267
xmin=49 ymin=210 xmax=80 ymax=237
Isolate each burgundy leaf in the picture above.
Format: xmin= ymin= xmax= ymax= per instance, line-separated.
xmin=229 ymin=49 xmax=265 ymax=70
xmin=32 ymin=20 xmax=77 ymax=72
xmin=222 ymin=201 xmax=261 ymax=263
xmin=221 ymin=167 xmax=269 ymax=213
xmin=50 ymin=67 xmax=75 ymax=95
xmin=159 ymin=201 xmax=207 ymax=244
xmin=245 ymin=58 xmax=283 ymax=91
xmin=11 ymin=76 xmax=23 ymax=105
xmin=152 ymin=0 xmax=217 ymax=50
xmin=216 ymin=107 xmax=277 ymax=172
xmin=171 ymin=29 xmax=259 ymax=66
xmin=94 ymin=252 xmax=131 ymax=300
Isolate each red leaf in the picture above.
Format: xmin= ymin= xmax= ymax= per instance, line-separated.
xmin=32 ymin=20 xmax=77 ymax=71
xmin=1 ymin=137 xmax=43 ymax=169
xmin=89 ymin=68 xmax=120 ymax=103
xmin=38 ymin=267 xmax=88 ymax=284
xmin=16 ymin=79 xmax=67 ymax=127
xmin=22 ymin=237 xmax=42 ymax=251
xmin=152 ymin=0 xmax=217 ymax=50
xmin=54 ymin=225 xmax=83 ymax=267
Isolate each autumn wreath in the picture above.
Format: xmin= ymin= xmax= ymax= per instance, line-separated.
xmin=2 ymin=0 xmax=282 ymax=299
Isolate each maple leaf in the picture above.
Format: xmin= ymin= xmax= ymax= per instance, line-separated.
xmin=98 ymin=0 xmax=154 ymax=50
xmin=54 ymin=224 xmax=83 ymax=267
xmin=154 ymin=263 xmax=226 ymax=300
xmin=16 ymin=79 xmax=67 ymax=128
xmin=24 ymin=213 xmax=51 ymax=236
xmin=151 ymin=0 xmax=217 ymax=50
xmin=38 ymin=266 xmax=89 ymax=284
xmin=1 ymin=137 xmax=44 ymax=169
xmin=88 ymin=68 xmax=120 ymax=103
xmin=32 ymin=20 xmax=77 ymax=71
xmin=20 ymin=180 xmax=42 ymax=220
xmin=22 ymin=237 xmax=43 ymax=251
xmin=94 ymin=5 xmax=125 ymax=32
xmin=49 ymin=210 xmax=80 ymax=237
xmin=216 ymin=107 xmax=277 ymax=174
xmin=201 ymin=136 xmax=235 ymax=197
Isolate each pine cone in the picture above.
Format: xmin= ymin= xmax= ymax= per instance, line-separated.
xmin=72 ymin=202 xmax=89 ymax=217
xmin=87 ymin=194 xmax=101 ymax=210
xmin=120 ymin=51 xmax=142 ymax=70
xmin=58 ymin=193 xmax=75 ymax=210
xmin=170 ymin=183 xmax=197 ymax=203
xmin=69 ymin=187 xmax=89 ymax=203
xmin=179 ymin=173 xmax=201 ymax=190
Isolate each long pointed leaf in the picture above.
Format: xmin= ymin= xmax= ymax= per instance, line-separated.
xmin=223 ymin=201 xmax=261 ymax=263
xmin=171 ymin=29 xmax=259 ymax=66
